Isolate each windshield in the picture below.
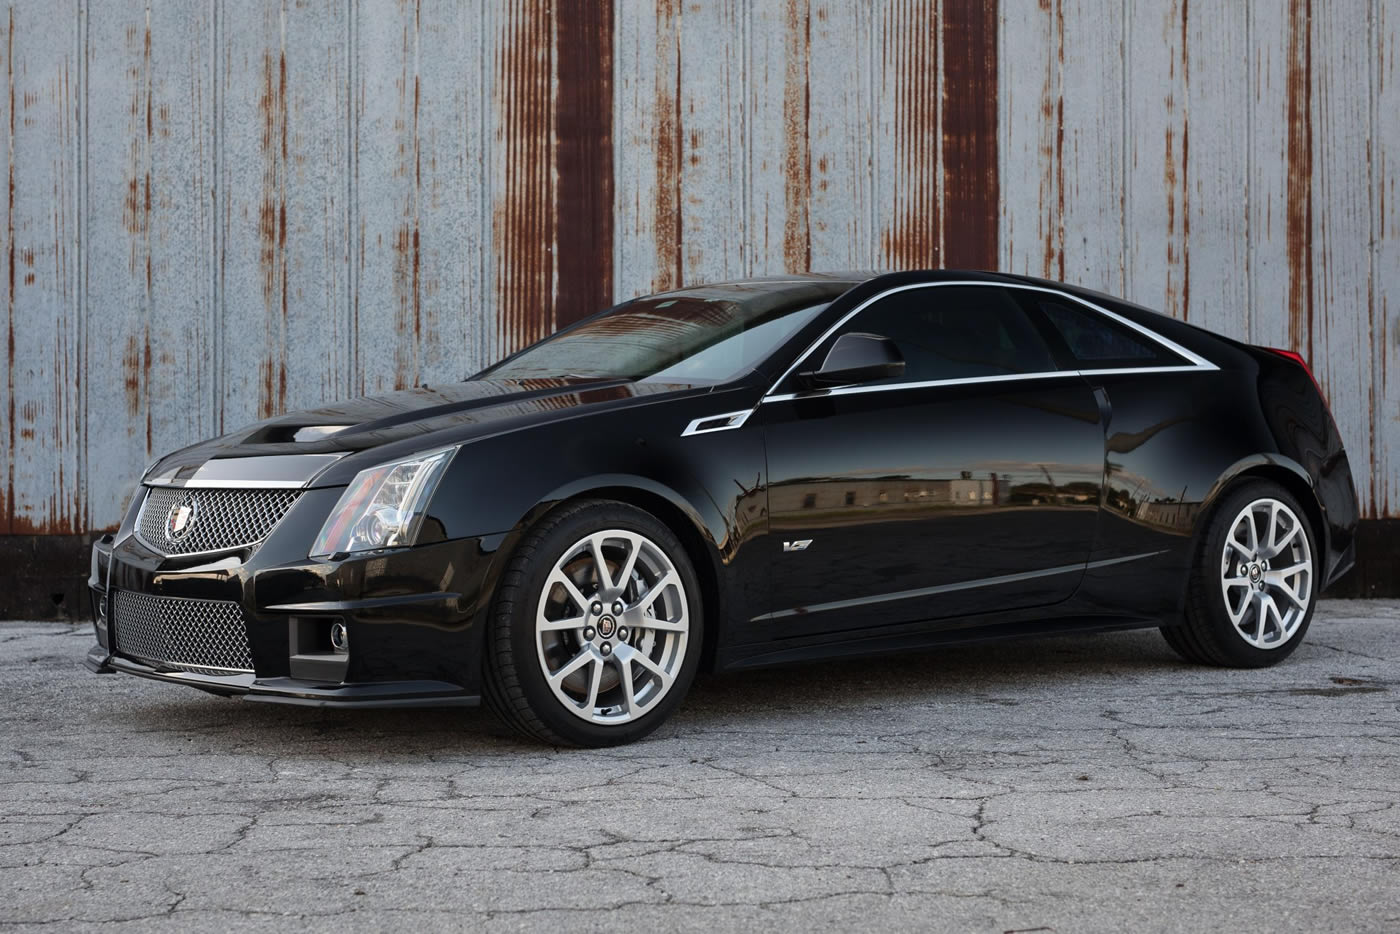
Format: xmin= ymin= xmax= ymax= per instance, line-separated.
xmin=477 ymin=281 xmax=851 ymax=384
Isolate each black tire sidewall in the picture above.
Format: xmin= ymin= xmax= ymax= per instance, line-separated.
xmin=1194 ymin=481 xmax=1318 ymax=667
xmin=502 ymin=502 xmax=704 ymax=747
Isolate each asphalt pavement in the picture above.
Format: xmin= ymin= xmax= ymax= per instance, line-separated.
xmin=3 ymin=600 xmax=1399 ymax=932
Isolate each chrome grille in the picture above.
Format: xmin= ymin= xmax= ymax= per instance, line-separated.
xmin=136 ymin=486 xmax=300 ymax=556
xmin=112 ymin=591 xmax=254 ymax=675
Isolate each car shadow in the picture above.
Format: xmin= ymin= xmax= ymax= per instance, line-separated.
xmin=102 ymin=628 xmax=1185 ymax=756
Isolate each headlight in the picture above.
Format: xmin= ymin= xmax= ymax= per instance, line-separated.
xmin=310 ymin=447 xmax=457 ymax=558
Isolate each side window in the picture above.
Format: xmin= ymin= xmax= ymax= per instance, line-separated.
xmin=811 ymin=286 xmax=1060 ymax=385
xmin=1028 ymin=295 xmax=1187 ymax=368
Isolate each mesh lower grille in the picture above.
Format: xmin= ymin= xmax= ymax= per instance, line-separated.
xmin=112 ymin=591 xmax=255 ymax=675
xmin=136 ymin=487 xmax=300 ymax=556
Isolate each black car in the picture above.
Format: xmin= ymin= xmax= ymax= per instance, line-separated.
xmin=86 ymin=270 xmax=1358 ymax=746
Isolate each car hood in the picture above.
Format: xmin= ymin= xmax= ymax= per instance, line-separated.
xmin=144 ymin=378 xmax=707 ymax=487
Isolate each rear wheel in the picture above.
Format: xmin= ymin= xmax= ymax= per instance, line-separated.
xmin=1162 ymin=480 xmax=1318 ymax=667
xmin=483 ymin=500 xmax=703 ymax=747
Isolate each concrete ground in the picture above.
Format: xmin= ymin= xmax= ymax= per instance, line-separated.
xmin=2 ymin=600 xmax=1399 ymax=933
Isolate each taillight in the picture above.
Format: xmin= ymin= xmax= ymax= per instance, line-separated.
xmin=1263 ymin=347 xmax=1324 ymax=398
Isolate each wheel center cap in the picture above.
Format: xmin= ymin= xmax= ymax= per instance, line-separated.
xmin=596 ymin=615 xmax=617 ymax=638
xmin=1249 ymin=564 xmax=1262 ymax=581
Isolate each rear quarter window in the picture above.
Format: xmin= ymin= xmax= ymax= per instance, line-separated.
xmin=1029 ymin=295 xmax=1188 ymax=369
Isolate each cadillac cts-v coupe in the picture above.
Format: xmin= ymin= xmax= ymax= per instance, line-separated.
xmin=86 ymin=270 xmax=1358 ymax=746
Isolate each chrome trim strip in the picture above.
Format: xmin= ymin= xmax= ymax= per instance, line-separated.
xmin=681 ymin=408 xmax=755 ymax=437
xmin=753 ymin=550 xmax=1167 ymax=621
xmin=764 ymin=370 xmax=1080 ymax=403
xmin=146 ymin=453 xmax=346 ymax=489
xmin=761 ymin=280 xmax=1217 ymax=402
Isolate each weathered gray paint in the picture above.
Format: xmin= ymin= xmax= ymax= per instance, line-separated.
xmin=1 ymin=0 xmax=1396 ymax=537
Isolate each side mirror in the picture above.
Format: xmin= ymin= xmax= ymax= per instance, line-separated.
xmin=797 ymin=332 xmax=906 ymax=389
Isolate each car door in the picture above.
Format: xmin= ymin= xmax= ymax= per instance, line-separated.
xmin=757 ymin=283 xmax=1106 ymax=639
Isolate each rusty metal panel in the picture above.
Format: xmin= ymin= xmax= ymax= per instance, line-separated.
xmin=0 ymin=3 xmax=80 ymax=533
xmin=1306 ymin=1 xmax=1378 ymax=517
xmin=1378 ymin=0 xmax=1399 ymax=518
xmin=1001 ymin=0 xmax=1126 ymax=291
xmin=4 ymin=0 xmax=1400 ymax=552
xmin=356 ymin=0 xmax=489 ymax=392
xmin=748 ymin=0 xmax=812 ymax=274
xmin=872 ymin=0 xmax=941 ymax=270
xmin=1124 ymin=1 xmax=1251 ymax=338
xmin=219 ymin=0 xmax=350 ymax=429
xmin=613 ymin=0 xmax=745 ymax=300
xmin=748 ymin=0 xmax=880 ymax=275
xmin=491 ymin=0 xmax=613 ymax=358
xmin=84 ymin=1 xmax=215 ymax=531
xmin=805 ymin=2 xmax=877 ymax=271
xmin=1251 ymin=0 xmax=1376 ymax=515
xmin=675 ymin=0 xmax=746 ymax=283
xmin=613 ymin=0 xmax=675 ymax=299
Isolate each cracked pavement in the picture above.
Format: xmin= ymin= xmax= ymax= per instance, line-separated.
xmin=3 ymin=600 xmax=1399 ymax=932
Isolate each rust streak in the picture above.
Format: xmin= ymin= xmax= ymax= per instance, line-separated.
xmin=883 ymin=0 xmax=940 ymax=269
xmin=555 ymin=0 xmax=614 ymax=327
xmin=782 ymin=0 xmax=811 ymax=273
xmin=494 ymin=0 xmax=555 ymax=353
xmin=941 ymin=0 xmax=999 ymax=271
xmin=1286 ymin=0 xmax=1314 ymax=365
xmin=652 ymin=0 xmax=682 ymax=292
xmin=393 ymin=3 xmax=423 ymax=390
xmin=5 ymin=8 xmax=13 ymax=533
xmin=257 ymin=47 xmax=289 ymax=418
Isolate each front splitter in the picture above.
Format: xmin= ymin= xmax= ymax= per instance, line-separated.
xmin=86 ymin=644 xmax=479 ymax=709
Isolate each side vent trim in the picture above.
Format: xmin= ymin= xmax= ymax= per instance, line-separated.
xmin=681 ymin=409 xmax=754 ymax=437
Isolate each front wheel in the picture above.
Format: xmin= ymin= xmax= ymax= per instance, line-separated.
xmin=483 ymin=500 xmax=703 ymax=747
xmin=1162 ymin=480 xmax=1318 ymax=668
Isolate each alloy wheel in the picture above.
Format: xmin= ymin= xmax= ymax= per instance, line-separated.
xmin=534 ymin=529 xmax=690 ymax=724
xmin=1218 ymin=497 xmax=1313 ymax=649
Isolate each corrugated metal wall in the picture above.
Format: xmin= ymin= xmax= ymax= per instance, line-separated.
xmin=2 ymin=0 xmax=1396 ymax=538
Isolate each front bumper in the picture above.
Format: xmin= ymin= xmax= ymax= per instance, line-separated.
xmin=84 ymin=643 xmax=477 ymax=707
xmin=87 ymin=489 xmax=505 ymax=709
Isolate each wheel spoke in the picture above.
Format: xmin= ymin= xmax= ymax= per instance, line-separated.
xmin=1226 ymin=538 xmax=1253 ymax=560
xmin=1265 ymin=561 xmax=1310 ymax=582
xmin=616 ymin=653 xmax=638 ymax=713
xmin=1268 ymin=519 xmax=1300 ymax=558
xmin=1271 ymin=578 xmax=1307 ymax=609
xmin=547 ymin=648 xmax=594 ymax=687
xmin=538 ymin=612 xmax=587 ymax=632
xmin=1264 ymin=501 xmax=1281 ymax=553
xmin=635 ymin=570 xmax=679 ymax=613
xmin=548 ymin=571 xmax=590 ymax=614
xmin=583 ymin=656 xmax=604 ymax=711
xmin=588 ymin=535 xmax=615 ymax=593
xmin=627 ymin=645 xmax=672 ymax=687
xmin=614 ymin=535 xmax=642 ymax=596
xmin=638 ymin=616 xmax=687 ymax=633
xmin=1243 ymin=509 xmax=1260 ymax=555
xmin=1225 ymin=588 xmax=1250 ymax=625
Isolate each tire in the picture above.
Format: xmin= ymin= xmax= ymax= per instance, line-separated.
xmin=482 ymin=499 xmax=704 ymax=747
xmin=1161 ymin=479 xmax=1319 ymax=668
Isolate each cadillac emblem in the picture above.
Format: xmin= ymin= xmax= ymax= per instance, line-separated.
xmin=165 ymin=496 xmax=198 ymax=543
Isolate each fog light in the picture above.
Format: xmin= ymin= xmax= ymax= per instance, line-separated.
xmin=329 ymin=621 xmax=349 ymax=655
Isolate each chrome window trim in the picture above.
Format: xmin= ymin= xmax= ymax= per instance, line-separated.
xmin=760 ymin=280 xmax=1217 ymax=403
xmin=681 ymin=408 xmax=754 ymax=437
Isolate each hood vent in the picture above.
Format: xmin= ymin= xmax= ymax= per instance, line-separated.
xmin=292 ymin=425 xmax=350 ymax=442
